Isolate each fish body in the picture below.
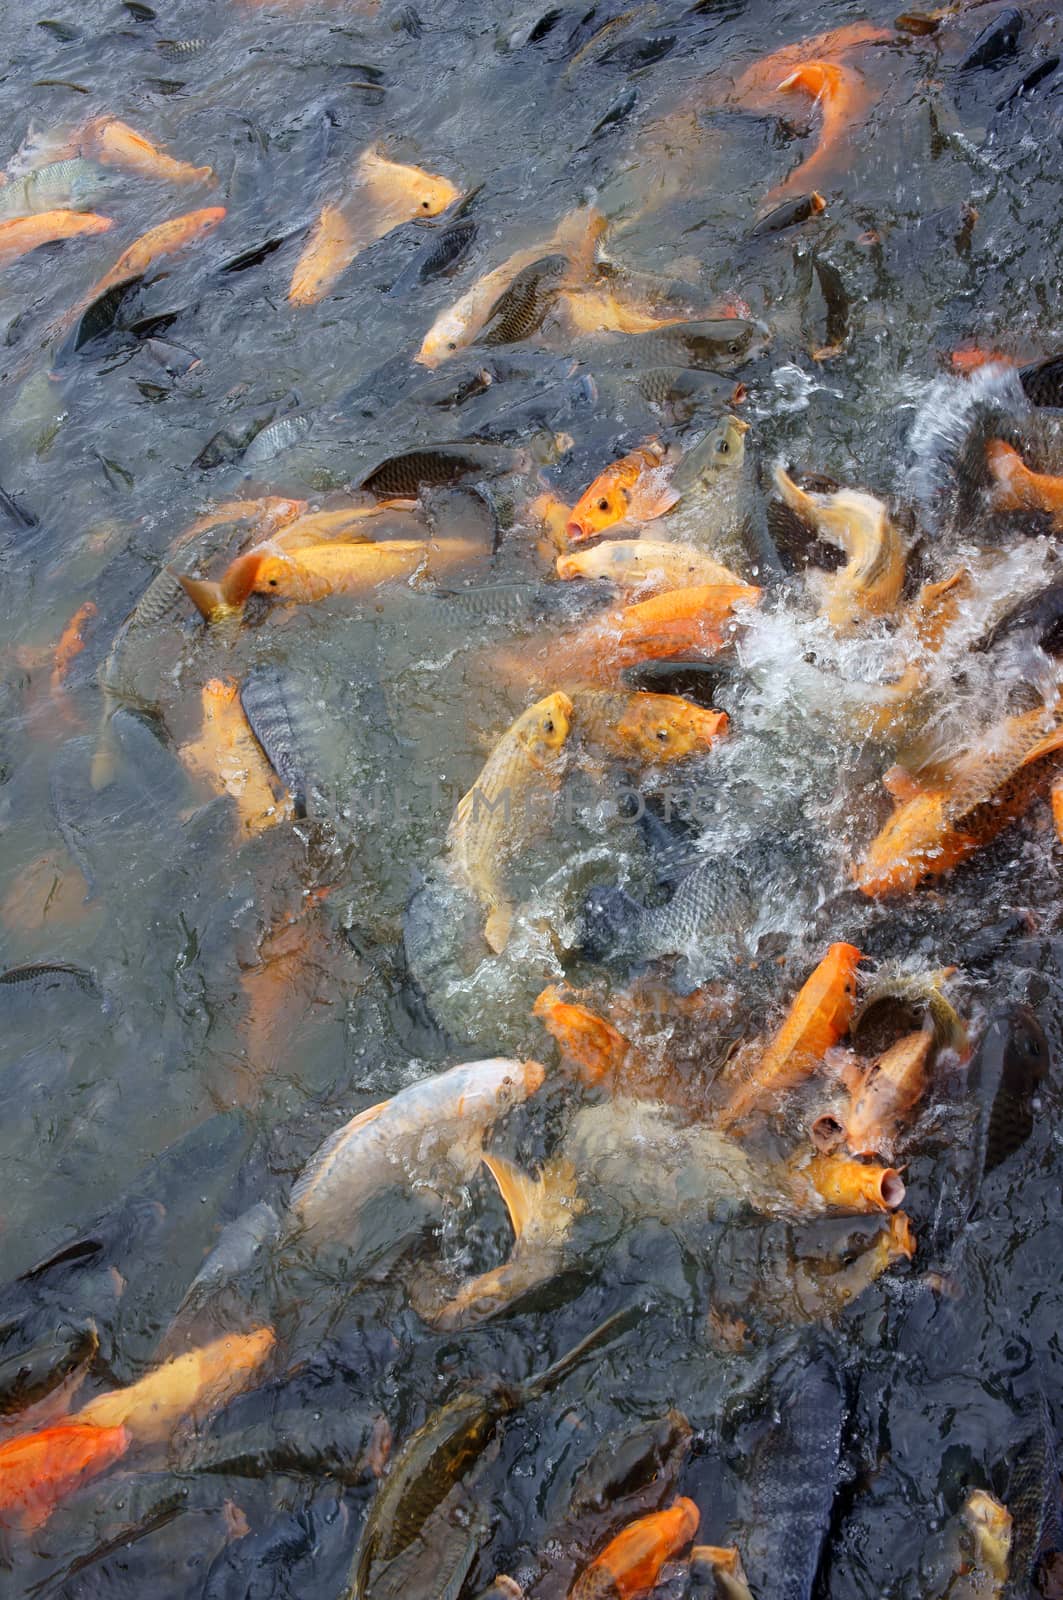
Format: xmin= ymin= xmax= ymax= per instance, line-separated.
xmin=77 ymin=1329 xmax=275 ymax=1443
xmin=570 ymin=687 xmax=728 ymax=765
xmin=534 ymin=984 xmax=632 ymax=1085
xmin=856 ymin=701 xmax=1063 ymax=896
xmin=566 ymin=441 xmax=677 ymax=542
xmin=416 ymin=206 xmax=604 ymax=365
xmin=480 ymin=252 xmax=572 ymax=345
xmin=750 ymin=192 xmax=827 ymax=235
xmin=388 ymin=217 xmax=477 ymax=296
xmin=612 ymin=320 xmax=768 ymax=373
xmin=569 ymin=1498 xmax=700 ymax=1598
xmin=238 ymin=666 xmax=314 ymax=816
xmin=773 ymin=466 xmax=903 ymax=629
xmin=799 ymin=1154 xmax=905 ymax=1212
xmin=86 ymin=117 xmax=213 ymax=185
xmin=289 ymin=148 xmax=460 ymax=305
xmin=958 ymin=8 xmax=1022 ymax=72
xmin=715 ymin=944 xmax=863 ymax=1130
xmin=179 ymin=677 xmax=294 ymax=835
xmin=1018 ymin=352 xmax=1063 ymax=409
xmin=0 ymin=209 xmax=113 ymax=266
xmin=967 ymin=1004 xmax=1050 ymax=1179
xmin=0 ymin=1422 xmax=129 ymax=1530
xmin=552 ymin=584 xmax=760 ymax=686
xmin=62 ymin=206 xmax=225 ymax=329
xmin=446 ymin=693 xmax=574 ymax=951
xmin=0 ymin=1324 xmax=98 ymax=1418
xmin=963 ymin=1490 xmax=1012 ymax=1587
xmin=1006 ymin=1391 xmax=1063 ymax=1594
xmin=0 ymin=157 xmax=110 ymax=217
xmin=835 ymin=1031 xmax=933 ymax=1156
xmin=558 ymin=540 xmax=744 ymax=593
xmin=288 ymin=1057 xmax=546 ymax=1244
xmin=986 ymin=439 xmax=1063 ymax=529
xmin=360 ymin=442 xmax=527 ymax=498
xmin=249 ymin=540 xmax=431 ymax=602
xmin=772 ymin=60 xmax=869 ymax=199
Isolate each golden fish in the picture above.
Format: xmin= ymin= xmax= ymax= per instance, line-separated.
xmin=0 ymin=209 xmax=112 ymax=266
xmin=566 ymin=441 xmax=678 ymax=542
xmin=569 ymin=1498 xmax=700 ymax=1598
xmin=166 ymin=496 xmax=308 ymax=555
xmin=557 ymin=540 xmax=743 ymax=593
xmin=772 ymin=60 xmax=871 ymax=201
xmin=827 ymin=1031 xmax=934 ymax=1159
xmin=856 ymin=699 xmax=1063 ymax=897
xmin=289 ymin=148 xmax=460 ymax=305
xmin=545 ymin=583 xmax=761 ymax=687
xmin=798 ymin=1152 xmax=906 ymax=1212
xmin=178 ymin=678 xmax=293 ymax=836
xmin=570 ymin=686 xmax=728 ymax=765
xmin=446 ymin=693 xmax=573 ymax=951
xmin=773 ymin=465 xmax=904 ymax=630
xmin=986 ymin=439 xmax=1063 ymax=529
xmin=77 ymin=1328 xmax=275 ymax=1444
xmin=85 ymin=116 xmax=214 ymax=185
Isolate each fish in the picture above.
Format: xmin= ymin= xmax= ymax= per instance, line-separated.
xmin=348 ymin=1311 xmax=635 ymax=1599
xmin=76 ymin=1328 xmax=275 ymax=1443
xmin=729 ymin=23 xmax=892 ymax=107
xmin=0 ymin=157 xmax=113 ymax=218
xmin=688 ymin=1547 xmax=753 ymax=1600
xmin=533 ymin=984 xmax=633 ymax=1085
xmin=967 ymin=1003 xmax=1050 ymax=1179
xmin=289 ymin=148 xmax=460 ymax=305
xmin=985 ymin=439 xmax=1063 ymax=528
xmin=772 ymin=466 xmax=904 ymax=630
xmin=166 ymin=496 xmax=308 ymax=554
xmin=771 ymin=60 xmax=870 ymax=200
xmin=50 ymin=599 xmax=97 ymax=697
xmin=963 ymin=1490 xmax=1012 ymax=1586
xmin=446 ymin=692 xmax=574 ymax=952
xmin=631 ymin=368 xmax=747 ymax=423
xmin=0 ymin=1324 xmax=98 ymax=1418
xmin=175 ymin=1380 xmax=388 ymax=1486
xmin=479 ymin=252 xmax=573 ymax=345
xmin=580 ymin=853 xmax=760 ymax=975
xmin=178 ymin=677 xmax=294 ymax=836
xmin=974 ymin=578 xmax=1063 ymax=656
xmin=849 ymin=962 xmax=969 ymax=1057
xmin=0 ymin=961 xmax=99 ymax=998
xmin=739 ymin=1337 xmax=847 ymax=1600
xmin=611 ymin=319 xmax=768 ymax=373
xmin=814 ymin=1031 xmax=934 ymax=1158
xmin=416 ymin=206 xmax=605 ymax=366
xmin=55 ymin=207 xmax=225 ymax=336
xmin=556 ymin=286 xmax=693 ymax=338
xmin=360 ymin=442 xmax=528 ymax=498
xmin=569 ymin=1498 xmax=700 ymax=1598
xmin=545 ymin=584 xmax=761 ymax=688
xmin=563 ymin=1412 xmax=693 ymax=1524
xmin=569 ymin=687 xmax=728 ymax=766
xmin=796 ymin=1153 xmax=906 ymax=1212
xmin=958 ymin=8 xmax=1022 ymax=72
xmin=557 ymin=541 xmax=745 ymax=593
xmin=238 ymin=666 xmax=315 ymax=818
xmin=1005 ymin=1391 xmax=1063 ymax=1596
xmin=0 ymin=1422 xmax=129 ymax=1531
xmin=566 ymin=441 xmax=679 ymax=542
xmin=1018 ymin=351 xmax=1063 ymax=409
xmin=855 ymin=699 xmax=1063 ymax=897
xmin=287 ymin=1057 xmax=546 ymax=1245
xmin=714 ymin=944 xmax=864 ymax=1131
xmin=0 ymin=209 xmax=113 ymax=266
xmin=387 ymin=216 xmax=477 ymax=297
xmin=749 ymin=192 xmax=827 ymax=235
xmin=84 ymin=117 xmax=214 ymax=185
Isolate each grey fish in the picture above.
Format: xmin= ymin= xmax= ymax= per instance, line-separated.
xmin=480 ymin=253 xmax=570 ymax=346
xmin=563 ymin=1410 xmax=692 ymax=1521
xmin=631 ymin=366 xmax=745 ymax=419
xmin=177 ymin=1383 xmax=384 ymax=1486
xmin=740 ymin=1337 xmax=847 ymax=1600
xmin=241 ymin=409 xmax=315 ymax=465
xmin=359 ymin=443 xmax=526 ymax=499
xmin=157 ymin=37 xmax=207 ymax=57
xmin=193 ymin=394 xmax=302 ymax=470
xmin=239 ymin=667 xmax=314 ymax=817
xmin=0 ymin=962 xmax=98 ymax=998
xmin=1018 ymin=351 xmax=1063 ymax=410
xmin=580 ymin=856 xmax=758 ymax=974
xmin=958 ymin=7 xmax=1022 ymax=72
xmin=750 ymin=193 xmax=827 ymax=236
xmin=388 ymin=219 xmax=478 ymax=297
xmin=612 ymin=318 xmax=769 ymax=373
xmin=0 ymin=157 xmax=112 ymax=218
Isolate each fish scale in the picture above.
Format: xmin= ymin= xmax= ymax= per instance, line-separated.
xmin=239 ymin=666 xmax=314 ymax=817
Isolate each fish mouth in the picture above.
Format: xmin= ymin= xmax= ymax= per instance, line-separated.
xmin=565 ymin=520 xmax=590 ymax=541
xmin=878 ymin=1169 xmax=906 ymax=1209
xmin=810 ymin=1112 xmax=845 ymax=1153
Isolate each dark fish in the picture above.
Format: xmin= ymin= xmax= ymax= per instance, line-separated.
xmin=597 ymin=33 xmax=676 ymax=69
xmin=740 ymin=1337 xmax=847 ymax=1600
xmin=995 ymin=55 xmax=1062 ymax=115
xmin=350 ymin=1310 xmax=634 ymax=1599
xmin=621 ymin=657 xmax=738 ymax=707
xmin=580 ymin=856 xmax=758 ymax=969
xmin=0 ymin=484 xmax=37 ymax=530
xmin=811 ymin=254 xmax=848 ymax=351
xmin=55 ymin=277 xmax=145 ymax=362
xmin=388 ymin=219 xmax=478 ymax=297
xmin=123 ymin=1 xmax=156 ymax=16
xmin=0 ymin=962 xmax=98 ymax=999
xmin=765 ymin=497 xmax=848 ymax=573
xmin=591 ymin=85 xmax=637 ymax=137
xmin=0 ymin=1322 xmax=97 ymax=1416
xmin=157 ymin=38 xmax=206 ymax=57
xmin=239 ymin=666 xmax=313 ymax=817
xmin=204 ymin=1504 xmax=350 ymax=1600
xmin=958 ymin=7 xmax=1023 ymax=72
xmin=968 ymin=1003 xmax=1049 ymax=1177
xmin=631 ymin=366 xmax=745 ymax=420
xmin=615 ymin=318 xmax=768 ymax=372
xmin=750 ymin=193 xmax=827 ymax=236
xmin=1006 ymin=1388 xmax=1063 ymax=1596
xmin=480 ymin=253 xmax=570 ymax=346
xmin=359 ymin=443 xmax=526 ymax=498
xmin=973 ymin=579 xmax=1063 ymax=655
xmin=38 ymin=19 xmax=81 ymax=41
xmin=142 ymin=337 xmax=199 ymax=377
xmin=1018 ymin=351 xmax=1063 ymax=409
xmin=565 ymin=1411 xmax=692 ymax=1520
xmin=219 ymin=234 xmax=293 ymax=275
xmin=193 ymin=394 xmax=302 ymax=470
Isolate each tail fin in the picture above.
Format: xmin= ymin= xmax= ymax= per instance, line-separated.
xmin=176 ymin=553 xmax=263 ymax=621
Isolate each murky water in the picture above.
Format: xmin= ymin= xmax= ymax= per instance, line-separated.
xmin=1 ymin=0 xmax=1063 ymax=1594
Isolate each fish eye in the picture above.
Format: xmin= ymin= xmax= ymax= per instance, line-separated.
xmin=728 ymin=341 xmax=741 ymax=354
xmin=718 ymin=439 xmax=730 ymax=454
xmin=598 ymin=497 xmax=609 ymax=511
xmin=655 ymin=727 xmax=670 ymax=741
xmin=447 ymin=341 xmax=457 ymax=350
xmin=421 ymin=199 xmax=431 ymax=209
xmin=543 ymin=718 xmax=555 ymax=733
xmin=268 ymin=577 xmax=279 ymax=587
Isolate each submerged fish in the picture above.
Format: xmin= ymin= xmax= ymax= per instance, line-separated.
xmin=557 ymin=540 xmax=744 ymax=593
xmin=570 ymin=687 xmax=728 ymax=766
xmin=55 ymin=207 xmax=225 ymax=337
xmin=0 ymin=209 xmax=113 ymax=266
xmin=416 ymin=207 xmax=605 ymax=366
xmin=750 ymin=192 xmax=827 ymax=235
xmin=288 ymin=147 xmax=460 ymax=305
xmin=77 ymin=1329 xmax=275 ymax=1444
xmin=0 ymin=1422 xmax=129 ymax=1531
xmin=771 ymin=60 xmax=871 ymax=200
xmin=0 ymin=1324 xmax=98 ymax=1418
xmin=287 ymin=1057 xmax=546 ymax=1246
xmin=85 ymin=116 xmax=214 ymax=185
xmin=772 ymin=466 xmax=904 ymax=630
xmin=715 ymin=943 xmax=863 ymax=1131
xmin=856 ymin=699 xmax=1063 ymax=896
xmin=360 ymin=442 xmax=528 ymax=498
xmin=178 ymin=678 xmax=294 ymax=836
xmin=967 ymin=1003 xmax=1050 ymax=1179
xmin=446 ymin=692 xmax=573 ymax=952
xmin=569 ymin=1498 xmax=700 ymax=1598
xmin=985 ymin=439 xmax=1063 ymax=529
xmin=962 ymin=1490 xmax=1013 ymax=1592
xmin=608 ymin=320 xmax=768 ymax=373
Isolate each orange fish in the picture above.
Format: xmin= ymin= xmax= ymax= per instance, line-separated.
xmin=289 ymin=149 xmax=460 ymax=305
xmin=0 ymin=210 xmax=113 ymax=266
xmin=77 ymin=1328 xmax=275 ymax=1444
xmin=570 ymin=687 xmax=729 ymax=765
xmin=533 ymin=984 xmax=632 ymax=1085
xmin=178 ymin=678 xmax=293 ymax=836
xmin=570 ymin=1497 xmax=701 ymax=1599
xmin=949 ymin=346 xmax=1016 ymax=375
xmin=856 ymin=701 xmax=1063 ymax=897
xmin=772 ymin=60 xmax=870 ymax=199
xmin=85 ymin=117 xmax=214 ymax=185
xmin=828 ymin=1030 xmax=933 ymax=1157
xmin=50 ymin=600 xmax=97 ymax=696
xmin=986 ymin=439 xmax=1063 ymax=529
xmin=715 ymin=943 xmax=863 ymax=1130
xmin=60 ymin=207 xmax=225 ymax=333
xmin=0 ymin=1422 xmax=129 ymax=1531
xmin=166 ymin=496 xmax=308 ymax=555
xmin=548 ymin=584 xmax=761 ymax=686
xmin=566 ymin=441 xmax=678 ymax=542
xmin=730 ymin=23 xmax=891 ymax=106
xmin=800 ymin=1153 xmax=905 ymax=1212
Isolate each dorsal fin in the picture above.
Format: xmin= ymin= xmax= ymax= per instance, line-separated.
xmin=482 ymin=1153 xmax=542 ymax=1240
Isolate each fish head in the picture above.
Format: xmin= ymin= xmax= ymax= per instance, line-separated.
xmin=964 ymin=1490 xmax=1013 ymax=1582
xmin=566 ymin=472 xmax=637 ymax=542
xmin=675 ymin=413 xmax=749 ymax=494
xmin=416 ymin=303 xmax=471 ymax=367
xmin=532 ymin=985 xmax=627 ymax=1082
xmin=185 ymin=206 xmax=227 ymax=240
xmin=515 ymin=691 xmax=574 ymax=763
xmin=610 ymin=693 xmax=728 ymax=763
xmin=358 ymin=148 xmax=460 ymax=217
xmin=555 ymin=548 xmax=600 ymax=581
xmin=854 ymin=791 xmax=949 ymax=896
xmin=250 ymin=551 xmax=315 ymax=602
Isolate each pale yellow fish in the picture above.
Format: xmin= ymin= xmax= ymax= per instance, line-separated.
xmin=773 ymin=465 xmax=904 ymax=631
xmin=557 ymin=539 xmax=743 ymax=594
xmin=77 ymin=1328 xmax=275 ymax=1444
xmin=178 ymin=678 xmax=293 ymax=836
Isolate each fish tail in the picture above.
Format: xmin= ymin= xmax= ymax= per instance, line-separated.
xmin=89 ymin=703 xmax=119 ymax=791
xmin=484 ymin=903 xmax=514 ymax=954
xmin=553 ymin=205 xmax=607 ymax=281
xmin=176 ymin=572 xmax=228 ymax=621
